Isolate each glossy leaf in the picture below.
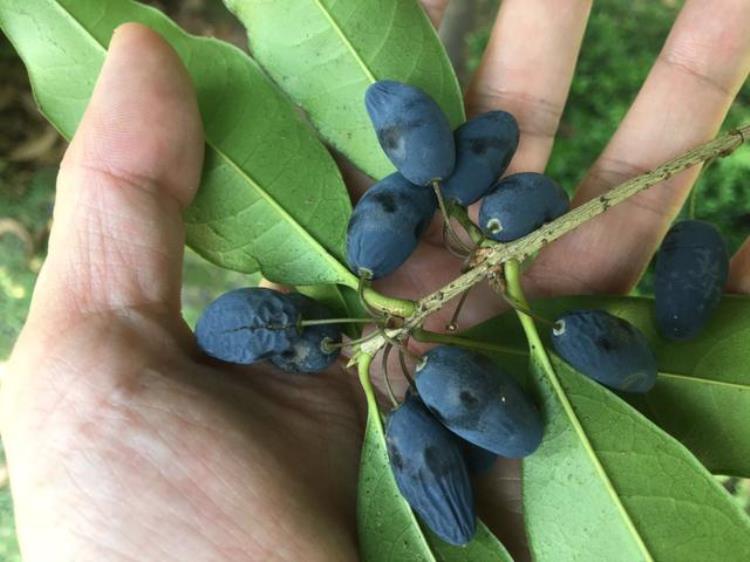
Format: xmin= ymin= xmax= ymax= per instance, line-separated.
xmin=358 ymin=406 xmax=513 ymax=561
xmin=466 ymin=295 xmax=750 ymax=477
xmin=224 ymin=0 xmax=465 ymax=179
xmin=0 ymin=0 xmax=357 ymax=287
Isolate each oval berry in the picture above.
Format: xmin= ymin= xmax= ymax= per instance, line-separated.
xmin=654 ymin=220 xmax=729 ymax=341
xmin=551 ymin=310 xmax=657 ymax=393
xmin=386 ymin=394 xmax=476 ymax=546
xmin=479 ymin=172 xmax=569 ymax=242
xmin=195 ymin=288 xmax=298 ymax=365
xmin=346 ymin=172 xmax=437 ymax=279
xmin=415 ymin=346 xmax=543 ymax=458
xmin=365 ymin=80 xmax=455 ymax=186
xmin=269 ymin=293 xmax=341 ymax=374
xmin=441 ymin=111 xmax=519 ymax=206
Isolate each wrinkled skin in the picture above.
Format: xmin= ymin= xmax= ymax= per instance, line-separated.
xmin=269 ymin=293 xmax=342 ymax=374
xmin=654 ymin=219 xmax=729 ymax=340
xmin=366 ymin=80 xmax=456 ymax=186
xmin=386 ymin=394 xmax=476 ymax=546
xmin=3 ymin=3 xmax=750 ymax=560
xmin=195 ymin=288 xmax=298 ymax=364
xmin=441 ymin=110 xmax=519 ymax=206
xmin=551 ymin=310 xmax=658 ymax=393
xmin=346 ymin=172 xmax=436 ymax=279
xmin=479 ymin=172 xmax=569 ymax=242
xmin=415 ymin=346 xmax=543 ymax=457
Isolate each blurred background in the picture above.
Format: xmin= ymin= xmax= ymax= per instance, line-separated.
xmin=1 ymin=0 xmax=749 ymax=558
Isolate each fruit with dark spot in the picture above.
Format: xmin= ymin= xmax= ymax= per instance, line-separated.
xmin=195 ymin=288 xmax=298 ymax=365
xmin=415 ymin=346 xmax=543 ymax=457
xmin=269 ymin=293 xmax=341 ymax=374
xmin=441 ymin=111 xmax=519 ymax=205
xmin=365 ymin=80 xmax=455 ymax=185
xmin=551 ymin=310 xmax=657 ymax=393
xmin=386 ymin=394 xmax=476 ymax=546
xmin=479 ymin=172 xmax=569 ymax=242
xmin=346 ymin=172 xmax=437 ymax=279
xmin=654 ymin=220 xmax=729 ymax=341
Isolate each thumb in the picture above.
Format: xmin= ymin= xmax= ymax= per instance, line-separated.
xmin=31 ymin=23 xmax=204 ymax=323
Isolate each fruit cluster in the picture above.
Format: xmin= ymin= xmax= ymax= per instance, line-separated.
xmin=387 ymin=347 xmax=543 ymax=545
xmin=193 ymin=80 xmax=731 ymax=548
xmin=347 ymin=80 xmax=571 ymax=280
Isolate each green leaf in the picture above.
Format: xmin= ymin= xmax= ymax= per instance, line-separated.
xmin=224 ymin=0 xmax=465 ymax=179
xmin=0 ymin=0 xmax=357 ymax=287
xmin=497 ymin=263 xmax=750 ymax=562
xmin=465 ymin=295 xmax=750 ymax=477
xmin=522 ymin=354 xmax=750 ymax=562
xmin=357 ymin=368 xmax=513 ymax=561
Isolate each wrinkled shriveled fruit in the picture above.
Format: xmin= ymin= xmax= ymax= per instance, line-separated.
xmin=366 ymin=80 xmax=455 ymax=186
xmin=269 ymin=293 xmax=341 ymax=374
xmin=386 ymin=394 xmax=476 ymax=546
xmin=195 ymin=288 xmax=298 ymax=364
xmin=442 ymin=111 xmax=519 ymax=206
xmin=654 ymin=219 xmax=729 ymax=341
xmin=415 ymin=346 xmax=543 ymax=458
xmin=346 ymin=172 xmax=437 ymax=279
xmin=479 ymin=172 xmax=569 ymax=242
xmin=551 ymin=309 xmax=657 ymax=393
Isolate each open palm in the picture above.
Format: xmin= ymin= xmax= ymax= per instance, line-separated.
xmin=3 ymin=3 xmax=750 ymax=562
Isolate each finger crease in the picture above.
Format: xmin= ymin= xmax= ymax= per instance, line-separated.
xmin=619 ymin=192 xmax=671 ymax=222
xmin=657 ymin=50 xmax=732 ymax=98
xmin=62 ymin=160 xmax=183 ymax=212
xmin=468 ymin=89 xmax=563 ymax=140
xmin=586 ymin=157 xmax=651 ymax=190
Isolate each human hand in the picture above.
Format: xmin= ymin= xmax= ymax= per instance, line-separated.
xmin=1 ymin=24 xmax=364 ymax=562
xmin=2 ymin=3 xmax=750 ymax=562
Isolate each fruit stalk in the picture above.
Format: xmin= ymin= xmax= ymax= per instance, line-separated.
xmin=446 ymin=202 xmax=484 ymax=245
xmin=504 ymin=259 xmax=558 ymax=375
xmin=360 ymin=123 xmax=749 ymax=356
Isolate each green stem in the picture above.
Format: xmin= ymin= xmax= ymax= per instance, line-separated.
xmin=300 ymin=317 xmax=373 ymax=327
xmin=361 ymin=287 xmax=416 ymax=318
xmin=357 ymin=352 xmax=381 ymax=418
xmin=433 ymin=180 xmax=472 ymax=252
xmin=412 ymin=328 xmax=529 ymax=357
xmin=503 ymin=260 xmax=557 ymax=375
xmin=447 ymin=201 xmax=485 ymax=245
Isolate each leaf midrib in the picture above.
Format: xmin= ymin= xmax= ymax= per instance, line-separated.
xmin=39 ymin=0 xmax=357 ymax=288
xmin=656 ymin=371 xmax=750 ymax=391
xmin=312 ymin=0 xmax=377 ymax=83
xmin=534 ymin=352 xmax=655 ymax=561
